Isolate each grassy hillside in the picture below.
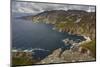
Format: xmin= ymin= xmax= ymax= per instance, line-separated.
xmin=80 ymin=40 xmax=96 ymax=58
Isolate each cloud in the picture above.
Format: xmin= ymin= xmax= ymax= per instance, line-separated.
xmin=12 ymin=1 xmax=95 ymax=14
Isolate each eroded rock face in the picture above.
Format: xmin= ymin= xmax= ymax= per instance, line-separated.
xmin=37 ymin=48 xmax=95 ymax=64
xmin=61 ymin=50 xmax=95 ymax=62
xmin=36 ymin=36 xmax=95 ymax=64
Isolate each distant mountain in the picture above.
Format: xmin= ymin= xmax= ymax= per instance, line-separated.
xmin=21 ymin=10 xmax=94 ymax=23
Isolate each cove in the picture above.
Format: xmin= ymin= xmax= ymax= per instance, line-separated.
xmin=12 ymin=16 xmax=85 ymax=59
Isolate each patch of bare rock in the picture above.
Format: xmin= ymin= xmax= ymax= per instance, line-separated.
xmin=37 ymin=48 xmax=95 ymax=64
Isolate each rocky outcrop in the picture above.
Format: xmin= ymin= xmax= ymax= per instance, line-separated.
xmin=37 ymin=48 xmax=66 ymax=64
xmin=37 ymin=35 xmax=95 ymax=64
xmin=61 ymin=50 xmax=95 ymax=62
xmin=37 ymin=48 xmax=95 ymax=64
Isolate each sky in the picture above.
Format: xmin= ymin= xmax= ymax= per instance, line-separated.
xmin=12 ymin=1 xmax=96 ymax=14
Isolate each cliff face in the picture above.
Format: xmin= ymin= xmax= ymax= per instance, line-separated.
xmin=31 ymin=10 xmax=88 ymax=23
xmin=37 ymin=48 xmax=95 ymax=64
xmin=30 ymin=10 xmax=96 ymax=40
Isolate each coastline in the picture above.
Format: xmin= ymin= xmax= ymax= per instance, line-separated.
xmin=12 ymin=22 xmax=95 ymax=65
xmin=12 ymin=9 xmax=96 ymax=65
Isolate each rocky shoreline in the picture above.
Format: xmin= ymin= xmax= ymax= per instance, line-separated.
xmin=36 ymin=35 xmax=95 ymax=64
xmin=37 ymin=49 xmax=95 ymax=64
xmin=62 ymin=35 xmax=91 ymax=49
xmin=12 ymin=35 xmax=95 ymax=65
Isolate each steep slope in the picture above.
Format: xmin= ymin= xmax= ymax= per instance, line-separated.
xmin=30 ymin=10 xmax=96 ymax=40
xmin=31 ymin=10 xmax=87 ymax=24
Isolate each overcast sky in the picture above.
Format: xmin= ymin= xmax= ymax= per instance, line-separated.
xmin=12 ymin=1 xmax=95 ymax=14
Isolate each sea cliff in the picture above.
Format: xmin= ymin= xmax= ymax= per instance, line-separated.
xmin=12 ymin=10 xmax=96 ymax=65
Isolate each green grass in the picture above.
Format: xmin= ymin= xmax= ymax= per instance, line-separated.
xmin=12 ymin=52 xmax=39 ymax=66
xmin=12 ymin=57 xmax=35 ymax=66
